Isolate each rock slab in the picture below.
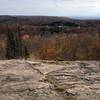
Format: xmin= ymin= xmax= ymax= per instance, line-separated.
xmin=0 ymin=60 xmax=100 ymax=100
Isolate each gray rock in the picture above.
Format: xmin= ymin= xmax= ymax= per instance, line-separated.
xmin=0 ymin=60 xmax=100 ymax=100
xmin=0 ymin=60 xmax=64 ymax=100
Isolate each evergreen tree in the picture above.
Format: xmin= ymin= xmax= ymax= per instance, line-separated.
xmin=6 ymin=24 xmax=29 ymax=59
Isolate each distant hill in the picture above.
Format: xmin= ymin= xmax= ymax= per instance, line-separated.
xmin=0 ymin=15 xmax=74 ymax=25
xmin=0 ymin=15 xmax=100 ymax=27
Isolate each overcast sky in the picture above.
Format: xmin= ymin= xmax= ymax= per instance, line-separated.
xmin=0 ymin=0 xmax=100 ymax=18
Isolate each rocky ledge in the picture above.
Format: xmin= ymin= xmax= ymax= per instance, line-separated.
xmin=0 ymin=60 xmax=100 ymax=100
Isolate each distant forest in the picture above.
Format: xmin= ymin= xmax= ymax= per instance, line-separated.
xmin=0 ymin=16 xmax=100 ymax=60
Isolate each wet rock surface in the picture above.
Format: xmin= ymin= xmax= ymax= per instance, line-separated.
xmin=0 ymin=60 xmax=100 ymax=100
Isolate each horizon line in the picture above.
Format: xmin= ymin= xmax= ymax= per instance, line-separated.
xmin=0 ymin=15 xmax=100 ymax=20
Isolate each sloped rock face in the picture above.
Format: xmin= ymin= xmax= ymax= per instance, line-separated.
xmin=0 ymin=60 xmax=100 ymax=100
xmin=0 ymin=60 xmax=63 ymax=100
xmin=46 ymin=61 xmax=100 ymax=100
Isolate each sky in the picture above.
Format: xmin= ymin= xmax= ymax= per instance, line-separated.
xmin=0 ymin=0 xmax=100 ymax=18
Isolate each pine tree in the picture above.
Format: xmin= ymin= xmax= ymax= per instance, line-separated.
xmin=6 ymin=24 xmax=16 ymax=59
xmin=6 ymin=24 xmax=29 ymax=59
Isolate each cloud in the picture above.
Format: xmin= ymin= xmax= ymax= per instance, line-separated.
xmin=0 ymin=0 xmax=100 ymax=18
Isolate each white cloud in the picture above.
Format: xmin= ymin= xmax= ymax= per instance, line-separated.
xmin=0 ymin=0 xmax=100 ymax=18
